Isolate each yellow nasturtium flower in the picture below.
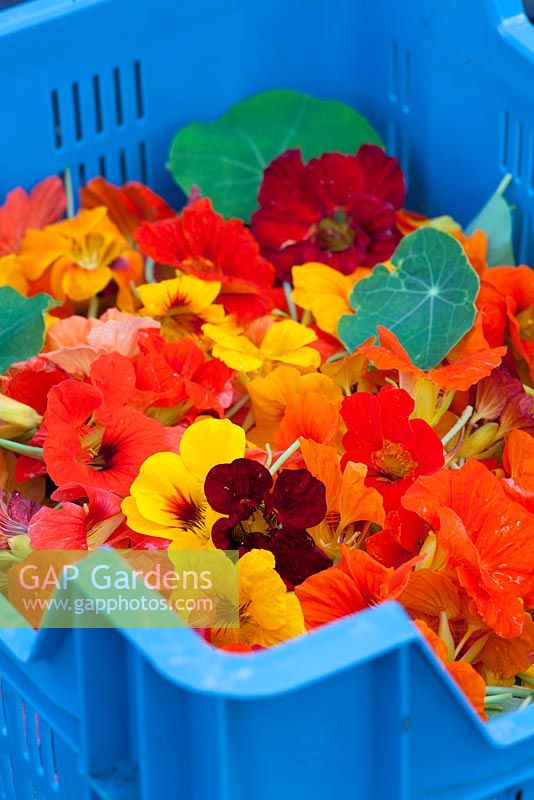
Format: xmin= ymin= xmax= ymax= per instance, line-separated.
xmin=121 ymin=418 xmax=245 ymax=549
xmin=136 ymin=275 xmax=225 ymax=339
xmin=291 ymin=262 xmax=369 ymax=338
xmin=208 ymin=549 xmax=305 ymax=649
xmin=203 ymin=317 xmax=320 ymax=373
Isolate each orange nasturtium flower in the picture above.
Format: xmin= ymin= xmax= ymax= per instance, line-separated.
xmin=295 ymin=546 xmax=417 ymax=630
xmin=291 ymin=262 xmax=369 ymax=338
xmin=414 ymin=619 xmax=486 ymax=720
xmin=0 ymin=254 xmax=28 ymax=294
xmin=477 ymin=265 xmax=534 ymax=382
xmin=121 ymin=418 xmax=246 ymax=548
xmin=246 ymin=365 xmax=342 ymax=447
xmin=300 ymin=438 xmax=385 ymax=558
xmin=17 ymin=207 xmax=143 ymax=309
xmin=136 ymin=275 xmax=225 ymax=339
xmin=358 ymin=325 xmax=506 ymax=424
xmin=502 ymin=428 xmax=534 ymax=513
xmin=203 ymin=316 xmax=320 ymax=373
xmin=403 ymin=459 xmax=534 ymax=638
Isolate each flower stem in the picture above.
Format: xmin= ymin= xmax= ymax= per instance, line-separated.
xmin=518 ymin=673 xmax=534 ymax=687
xmin=523 ymin=384 xmax=534 ymax=397
xmin=87 ymin=295 xmax=99 ymax=319
xmin=325 ymin=350 xmax=351 ymax=364
xmin=145 ymin=258 xmax=156 ymax=284
xmin=519 ymin=695 xmax=533 ymax=711
xmin=283 ymin=282 xmax=298 ymax=322
xmin=63 ymin=167 xmax=75 ymax=218
xmin=226 ymin=394 xmax=249 ymax=420
xmin=269 ymin=438 xmax=301 ymax=475
xmin=441 ymin=405 xmax=473 ymax=447
xmin=484 ymin=693 xmax=513 ymax=705
xmin=264 ymin=443 xmax=273 ymax=470
xmin=486 ymin=685 xmax=534 ymax=698
xmin=0 ymin=439 xmax=44 ymax=459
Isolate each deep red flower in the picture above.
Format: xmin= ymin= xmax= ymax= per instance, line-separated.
xmin=341 ymin=386 xmax=444 ymax=513
xmin=135 ymin=198 xmax=277 ymax=321
xmin=0 ymin=176 xmax=66 ymax=256
xmin=251 ymin=145 xmax=405 ymax=281
xmin=3 ymin=356 xmax=70 ymax=415
xmin=42 ymin=368 xmax=177 ymax=495
xmin=204 ymin=458 xmax=330 ymax=587
xmin=134 ymin=329 xmax=233 ymax=414
xmin=80 ymin=177 xmax=175 ymax=244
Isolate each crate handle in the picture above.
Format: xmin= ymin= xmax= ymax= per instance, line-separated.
xmin=489 ymin=0 xmax=534 ymax=60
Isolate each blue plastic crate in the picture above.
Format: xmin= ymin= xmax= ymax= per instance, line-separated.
xmin=1 ymin=0 xmax=534 ymax=797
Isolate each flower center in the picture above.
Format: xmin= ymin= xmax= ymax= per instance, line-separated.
xmin=316 ymin=210 xmax=355 ymax=253
xmin=69 ymin=234 xmax=123 ymax=271
xmin=371 ymin=440 xmax=417 ymax=481
xmin=182 ymin=256 xmax=219 ymax=276
xmin=517 ymin=307 xmax=534 ymax=343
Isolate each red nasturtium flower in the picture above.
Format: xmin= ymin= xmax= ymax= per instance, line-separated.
xmin=42 ymin=354 xmax=177 ymax=495
xmin=29 ymin=482 xmax=125 ymax=549
xmin=204 ymin=458 xmax=331 ymax=587
xmin=295 ymin=546 xmax=418 ymax=629
xmin=3 ymin=356 xmax=70 ymax=415
xmin=80 ymin=177 xmax=175 ymax=244
xmin=135 ymin=198 xmax=277 ymax=321
xmin=0 ymin=176 xmax=66 ymax=256
xmin=251 ymin=144 xmax=405 ymax=281
xmin=341 ymin=386 xmax=444 ymax=512
xmin=134 ymin=329 xmax=234 ymax=415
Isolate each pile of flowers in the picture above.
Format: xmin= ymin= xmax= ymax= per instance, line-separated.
xmin=0 ymin=91 xmax=533 ymax=721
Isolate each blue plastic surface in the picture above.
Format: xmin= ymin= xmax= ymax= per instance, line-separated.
xmin=1 ymin=0 xmax=534 ymax=797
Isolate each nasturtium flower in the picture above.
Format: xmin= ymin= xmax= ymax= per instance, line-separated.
xmin=251 ymin=145 xmax=405 ymax=281
xmin=0 ymin=254 xmax=28 ymax=294
xmin=29 ymin=482 xmax=125 ymax=550
xmin=0 ymin=176 xmax=66 ymax=256
xmin=209 ymin=549 xmax=305 ymax=649
xmin=81 ymin=177 xmax=174 ymax=244
xmin=291 ymin=262 xmax=368 ymax=338
xmin=366 ymin=507 xmax=429 ymax=568
xmin=274 ymin=391 xmax=340 ymax=450
xmin=136 ymin=275 xmax=225 ymax=339
xmin=17 ymin=207 xmax=143 ymax=309
xmin=502 ymin=429 xmax=534 ymax=512
xmin=341 ymin=386 xmax=444 ymax=512
xmin=134 ymin=329 xmax=233 ymax=416
xmin=477 ymin=265 xmax=534 ymax=382
xmin=295 ymin=546 xmax=417 ymax=630
xmin=42 ymin=363 xmax=175 ymax=495
xmin=0 ymin=491 xmax=41 ymax=547
xmin=246 ymin=365 xmax=342 ymax=447
xmin=403 ymin=459 xmax=534 ymax=637
xmin=300 ymin=438 xmax=385 ymax=558
xmin=122 ymin=418 xmax=246 ymax=548
xmin=358 ymin=326 xmax=506 ymax=394
xmin=204 ymin=458 xmax=330 ymax=587
xmin=414 ymin=619 xmax=486 ymax=720
xmin=135 ymin=198 xmax=276 ymax=321
xmin=203 ymin=317 xmax=320 ymax=373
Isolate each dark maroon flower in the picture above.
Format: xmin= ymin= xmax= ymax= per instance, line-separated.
xmin=251 ymin=145 xmax=405 ymax=282
xmin=204 ymin=458 xmax=331 ymax=587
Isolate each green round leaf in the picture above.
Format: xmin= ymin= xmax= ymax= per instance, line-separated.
xmin=337 ymin=228 xmax=480 ymax=370
xmin=0 ymin=288 xmax=57 ymax=373
xmin=169 ymin=89 xmax=382 ymax=220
